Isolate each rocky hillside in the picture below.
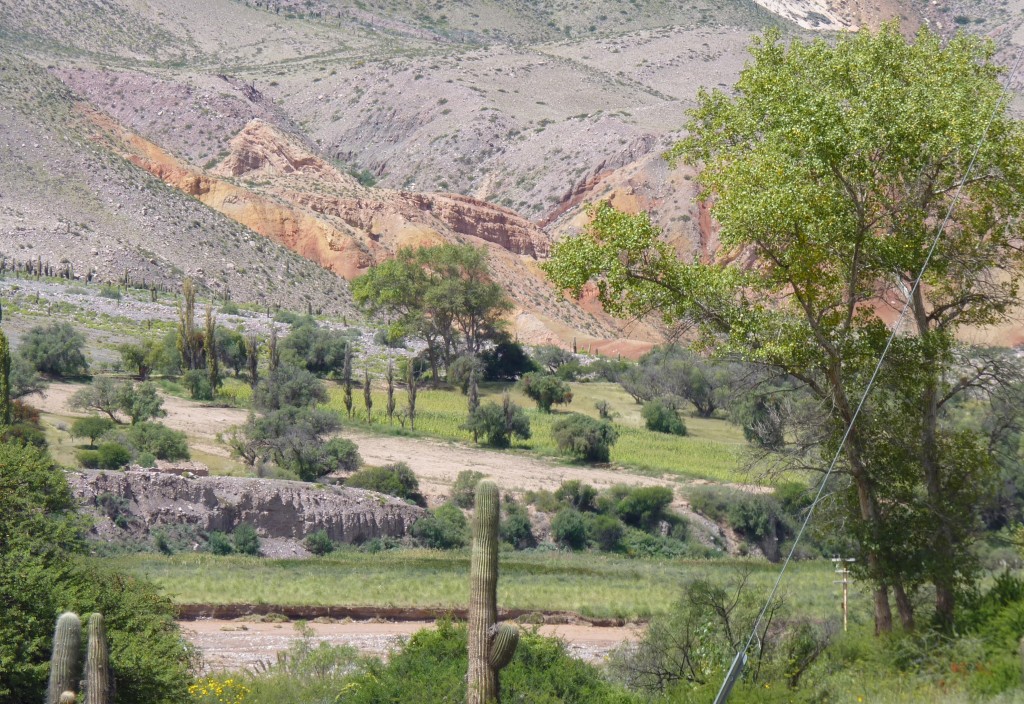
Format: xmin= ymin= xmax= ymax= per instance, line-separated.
xmin=68 ymin=469 xmax=425 ymax=557
xmin=5 ymin=0 xmax=1014 ymax=345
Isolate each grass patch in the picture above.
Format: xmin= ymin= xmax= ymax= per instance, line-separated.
xmin=107 ymin=551 xmax=848 ymax=621
xmin=330 ymin=381 xmax=748 ymax=483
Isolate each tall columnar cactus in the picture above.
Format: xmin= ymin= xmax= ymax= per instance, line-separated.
xmin=0 ymin=329 xmax=11 ymax=426
xmin=47 ymin=612 xmax=81 ymax=704
xmin=84 ymin=613 xmax=113 ymax=704
xmin=467 ymin=480 xmax=518 ymax=704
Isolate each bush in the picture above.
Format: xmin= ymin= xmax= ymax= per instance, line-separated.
xmin=451 ymin=470 xmax=486 ymax=509
xmin=554 ymin=480 xmax=598 ymax=512
xmin=136 ymin=452 xmax=157 ymax=468
xmin=341 ymin=619 xmax=639 ymax=704
xmin=281 ymin=320 xmax=350 ymax=377
xmin=321 ymin=437 xmax=361 ymax=473
xmin=97 ymin=442 xmax=131 ymax=469
xmin=501 ymin=498 xmax=536 ymax=549
xmin=18 ymin=322 xmax=89 ymax=377
xmin=1 ymin=422 xmax=47 ymax=449
xmin=252 ymin=362 xmax=328 ymax=411
xmin=463 ymin=399 xmax=531 ymax=448
xmin=411 ymin=503 xmax=469 ymax=549
xmin=233 ymin=523 xmax=261 ymax=556
xmin=77 ymin=449 xmax=101 ymax=469
xmin=481 ymin=337 xmax=536 ymax=381
xmin=70 ymin=415 xmax=115 ymax=447
xmin=207 ymin=531 xmax=233 ymax=555
xmin=181 ymin=369 xmax=213 ymax=401
xmin=519 ymin=372 xmax=573 ymax=412
xmin=620 ymin=529 xmax=693 ymax=559
xmin=119 ymin=422 xmax=190 ymax=461
xmin=551 ymin=507 xmax=588 ymax=550
xmin=551 ymin=413 xmax=618 ymax=462
xmin=641 ymin=399 xmax=686 ymax=435
xmin=688 ymin=486 xmax=790 ymax=560
xmin=447 ymin=354 xmax=485 ymax=394
xmin=304 ymin=529 xmax=335 ymax=556
xmin=587 ymin=514 xmax=625 ymax=551
xmin=613 ymin=486 xmax=674 ymax=530
xmin=345 ymin=462 xmax=427 ymax=507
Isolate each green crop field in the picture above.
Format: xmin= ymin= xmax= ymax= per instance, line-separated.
xmin=324 ymin=381 xmax=754 ymax=484
xmin=109 ymin=551 xmax=855 ymax=623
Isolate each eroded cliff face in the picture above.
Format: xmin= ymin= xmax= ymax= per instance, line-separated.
xmin=68 ymin=470 xmax=425 ymax=550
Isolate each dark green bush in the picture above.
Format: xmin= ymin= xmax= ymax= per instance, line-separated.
xmin=339 ymin=619 xmax=639 ymax=703
xmin=1 ymin=421 xmax=47 ymax=449
xmin=345 ymin=462 xmax=426 ymax=507
xmin=304 ymin=529 xmax=335 ymax=556
xmin=77 ymin=449 xmax=101 ymax=469
xmin=97 ymin=442 xmax=131 ymax=469
xmin=587 ymin=514 xmax=625 ymax=551
xmin=281 ymin=320 xmax=350 ymax=377
xmin=252 ymin=362 xmax=327 ymax=411
xmin=519 ymin=372 xmax=573 ymax=412
xmin=233 ymin=523 xmax=261 ymax=556
xmin=613 ymin=486 xmax=674 ymax=530
xmin=550 ymin=413 xmax=618 ymax=462
xmin=136 ymin=452 xmax=157 ymax=468
xmin=500 ymin=498 xmax=536 ymax=549
xmin=19 ymin=322 xmax=88 ymax=377
xmin=411 ymin=503 xmax=469 ymax=549
xmin=121 ymin=422 xmax=190 ymax=461
xmin=450 ymin=470 xmax=486 ymax=509
xmin=181 ymin=369 xmax=213 ymax=401
xmin=447 ymin=354 xmax=484 ymax=394
xmin=551 ymin=508 xmax=588 ymax=550
xmin=463 ymin=399 xmax=531 ymax=448
xmin=481 ymin=337 xmax=536 ymax=381
xmin=641 ymin=399 xmax=686 ymax=435
xmin=555 ymin=480 xmax=598 ymax=512
xmin=207 ymin=531 xmax=233 ymax=555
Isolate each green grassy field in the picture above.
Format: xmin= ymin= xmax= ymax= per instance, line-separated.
xmin=108 ymin=551 xmax=856 ymax=622
xmin=323 ymin=381 xmax=752 ymax=484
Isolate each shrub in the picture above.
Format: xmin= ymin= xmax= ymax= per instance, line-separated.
xmin=620 ymin=529 xmax=693 ymax=559
xmin=18 ymin=322 xmax=88 ymax=377
xmin=551 ymin=508 xmax=588 ymax=550
xmin=411 ymin=503 xmax=468 ymax=549
xmin=207 ymin=531 xmax=233 ymax=555
xmin=463 ymin=398 xmax=531 ymax=448
xmin=136 ymin=452 xmax=157 ymax=468
xmin=551 ymin=413 xmax=618 ymax=462
xmin=97 ymin=442 xmax=131 ymax=469
xmin=613 ymin=486 xmax=674 ymax=530
xmin=345 ymin=462 xmax=427 ymax=507
xmin=641 ymin=399 xmax=686 ymax=435
xmin=120 ymin=422 xmax=190 ymax=461
xmin=1 ymin=422 xmax=47 ymax=448
xmin=233 ymin=523 xmax=261 ymax=556
xmin=519 ymin=372 xmax=573 ymax=412
xmin=524 ymin=489 xmax=561 ymax=513
xmin=555 ymin=480 xmax=598 ymax=512
xmin=341 ymin=619 xmax=639 ymax=703
xmin=304 ymin=529 xmax=335 ymax=556
xmin=77 ymin=449 xmax=101 ymax=468
xmin=252 ymin=362 xmax=328 ymax=411
xmin=447 ymin=354 xmax=485 ymax=393
xmin=181 ymin=369 xmax=213 ymax=401
xmin=451 ymin=470 xmax=486 ymax=508
xmin=281 ymin=320 xmax=350 ymax=377
xmin=481 ymin=337 xmax=536 ymax=381
xmin=501 ymin=498 xmax=536 ymax=549
xmin=587 ymin=514 xmax=625 ymax=551
xmin=70 ymin=415 xmax=115 ymax=447
xmin=321 ymin=437 xmax=361 ymax=473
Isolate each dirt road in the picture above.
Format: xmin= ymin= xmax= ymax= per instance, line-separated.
xmin=179 ymin=618 xmax=642 ymax=672
xmin=36 ymin=382 xmax=680 ymax=504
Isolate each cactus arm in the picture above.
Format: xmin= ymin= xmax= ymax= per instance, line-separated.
xmin=487 ymin=624 xmax=519 ymax=671
xmin=46 ymin=612 xmax=81 ymax=704
xmin=84 ymin=613 xmax=113 ymax=704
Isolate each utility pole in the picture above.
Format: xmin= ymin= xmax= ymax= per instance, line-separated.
xmin=832 ymin=556 xmax=855 ymax=632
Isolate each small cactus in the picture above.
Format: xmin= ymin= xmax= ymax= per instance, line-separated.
xmin=84 ymin=613 xmax=113 ymax=704
xmin=467 ymin=480 xmax=518 ymax=704
xmin=47 ymin=612 xmax=81 ymax=704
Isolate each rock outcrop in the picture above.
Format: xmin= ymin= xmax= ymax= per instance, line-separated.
xmin=68 ymin=469 xmax=424 ymax=549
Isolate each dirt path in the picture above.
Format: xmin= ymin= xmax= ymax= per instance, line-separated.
xmin=179 ymin=618 xmax=642 ymax=671
xmin=36 ymin=382 xmax=682 ymax=502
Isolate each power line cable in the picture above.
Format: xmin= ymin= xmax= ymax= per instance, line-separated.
xmin=713 ymin=42 xmax=1024 ymax=704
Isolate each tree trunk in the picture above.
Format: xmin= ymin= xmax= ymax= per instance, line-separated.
xmin=893 ymin=582 xmax=915 ymax=631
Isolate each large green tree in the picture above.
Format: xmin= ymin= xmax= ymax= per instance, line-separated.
xmin=352 ymin=244 xmax=511 ymax=382
xmin=545 ymin=26 xmax=1024 ymax=632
